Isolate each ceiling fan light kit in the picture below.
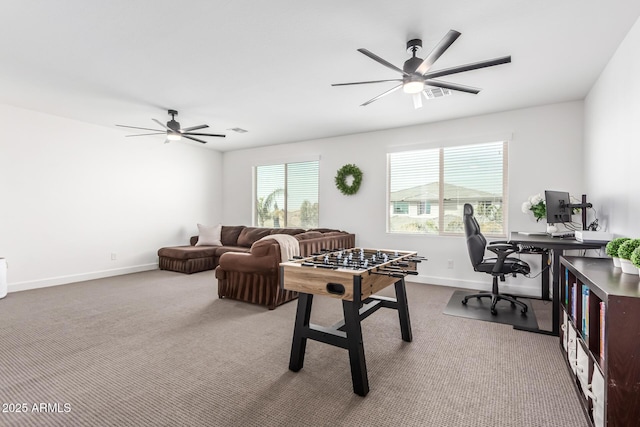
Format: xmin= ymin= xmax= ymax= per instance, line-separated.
xmin=332 ymin=30 xmax=511 ymax=109
xmin=116 ymin=109 xmax=226 ymax=144
xmin=403 ymin=78 xmax=425 ymax=94
xmin=167 ymin=132 xmax=181 ymax=141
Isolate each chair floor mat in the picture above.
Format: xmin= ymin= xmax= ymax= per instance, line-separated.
xmin=443 ymin=290 xmax=539 ymax=329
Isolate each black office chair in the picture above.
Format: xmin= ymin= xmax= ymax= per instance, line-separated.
xmin=461 ymin=203 xmax=530 ymax=315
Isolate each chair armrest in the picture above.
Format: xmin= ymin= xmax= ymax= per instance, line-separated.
xmin=487 ymin=242 xmax=519 ymax=274
xmin=486 ymin=242 xmax=519 ymax=256
xmin=217 ymin=242 xmax=280 ymax=274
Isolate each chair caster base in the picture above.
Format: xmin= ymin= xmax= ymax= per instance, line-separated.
xmin=460 ymin=291 xmax=529 ymax=316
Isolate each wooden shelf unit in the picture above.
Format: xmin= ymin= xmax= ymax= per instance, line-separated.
xmin=560 ymin=256 xmax=640 ymax=427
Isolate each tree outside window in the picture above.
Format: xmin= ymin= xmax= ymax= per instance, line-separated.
xmin=255 ymin=161 xmax=319 ymax=228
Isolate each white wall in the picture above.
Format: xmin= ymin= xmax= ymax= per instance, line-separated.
xmin=0 ymin=104 xmax=223 ymax=291
xmin=584 ymin=16 xmax=640 ymax=237
xmin=222 ymin=101 xmax=585 ymax=296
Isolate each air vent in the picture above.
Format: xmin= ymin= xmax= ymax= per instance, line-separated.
xmin=229 ymin=127 xmax=248 ymax=133
xmin=424 ymin=88 xmax=452 ymax=99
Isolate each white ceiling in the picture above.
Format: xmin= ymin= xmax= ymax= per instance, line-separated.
xmin=2 ymin=1 xmax=639 ymax=152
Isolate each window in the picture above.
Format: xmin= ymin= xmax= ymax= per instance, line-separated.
xmin=393 ymin=202 xmax=409 ymax=215
xmin=255 ymin=160 xmax=319 ymax=228
xmin=417 ymin=201 xmax=431 ymax=215
xmin=388 ymin=141 xmax=507 ymax=236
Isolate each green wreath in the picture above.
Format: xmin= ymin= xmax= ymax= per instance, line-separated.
xmin=335 ymin=164 xmax=363 ymax=195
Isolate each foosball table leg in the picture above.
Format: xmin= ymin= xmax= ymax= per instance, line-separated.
xmin=289 ymin=293 xmax=313 ymax=372
xmin=342 ymin=298 xmax=369 ymax=397
xmin=394 ymin=278 xmax=413 ymax=342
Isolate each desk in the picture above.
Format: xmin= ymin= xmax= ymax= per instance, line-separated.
xmin=509 ymin=232 xmax=605 ymax=336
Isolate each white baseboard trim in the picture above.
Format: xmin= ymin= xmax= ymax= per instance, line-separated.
xmin=407 ymin=274 xmax=542 ymax=299
xmin=8 ymin=263 xmax=159 ymax=293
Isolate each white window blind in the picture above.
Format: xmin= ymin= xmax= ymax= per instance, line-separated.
xmin=388 ymin=141 xmax=507 ymax=236
xmin=255 ymin=160 xmax=319 ymax=228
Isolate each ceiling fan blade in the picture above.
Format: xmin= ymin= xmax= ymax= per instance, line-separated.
xmin=357 ymin=49 xmax=409 ymax=76
xmin=332 ymin=79 xmax=403 ymax=87
xmin=183 ymin=132 xmax=226 ymax=138
xmin=182 ymin=135 xmax=208 ymax=144
xmin=423 ymin=56 xmax=511 ymax=80
xmin=116 ymin=124 xmax=164 ymax=132
xmin=152 ymin=118 xmax=170 ymax=130
xmin=413 ymin=93 xmax=423 ymax=109
xmin=360 ymin=84 xmax=403 ymax=106
xmin=415 ymin=30 xmax=461 ymax=75
xmin=426 ymin=79 xmax=481 ymax=94
xmin=125 ymin=132 xmax=166 ymax=137
xmin=181 ymin=124 xmax=209 ymax=132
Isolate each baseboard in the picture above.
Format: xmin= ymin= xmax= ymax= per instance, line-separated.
xmin=8 ymin=263 xmax=159 ymax=293
xmin=408 ymin=274 xmax=542 ymax=299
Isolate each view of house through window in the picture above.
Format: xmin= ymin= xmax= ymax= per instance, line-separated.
xmin=255 ymin=160 xmax=319 ymax=228
xmin=388 ymin=141 xmax=507 ymax=236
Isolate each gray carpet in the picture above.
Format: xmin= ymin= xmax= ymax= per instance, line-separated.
xmin=0 ymin=270 xmax=587 ymax=427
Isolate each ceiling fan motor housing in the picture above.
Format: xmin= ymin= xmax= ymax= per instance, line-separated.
xmin=403 ymin=56 xmax=424 ymax=74
xmin=167 ymin=120 xmax=181 ymax=132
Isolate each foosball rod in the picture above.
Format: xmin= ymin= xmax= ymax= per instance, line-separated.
xmin=373 ymin=267 xmax=419 ymax=276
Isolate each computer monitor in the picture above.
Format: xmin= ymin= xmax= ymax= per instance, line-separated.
xmin=545 ymin=190 xmax=572 ymax=224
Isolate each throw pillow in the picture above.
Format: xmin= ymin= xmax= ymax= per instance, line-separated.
xmin=195 ymin=223 xmax=222 ymax=246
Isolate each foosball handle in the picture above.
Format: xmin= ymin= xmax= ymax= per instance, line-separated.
xmin=372 ymin=271 xmax=405 ymax=278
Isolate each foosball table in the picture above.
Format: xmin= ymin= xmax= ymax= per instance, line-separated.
xmin=280 ymin=247 xmax=426 ymax=396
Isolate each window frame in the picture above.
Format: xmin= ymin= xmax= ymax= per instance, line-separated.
xmin=253 ymin=158 xmax=320 ymax=228
xmin=386 ymin=139 xmax=509 ymax=237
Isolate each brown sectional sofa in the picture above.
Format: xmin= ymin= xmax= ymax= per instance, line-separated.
xmin=158 ymin=225 xmax=355 ymax=309
xmin=158 ymin=225 xmax=248 ymax=274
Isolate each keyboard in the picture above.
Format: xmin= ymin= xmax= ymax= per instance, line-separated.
xmin=551 ymin=231 xmax=575 ymax=238
xmin=519 ymin=245 xmax=546 ymax=253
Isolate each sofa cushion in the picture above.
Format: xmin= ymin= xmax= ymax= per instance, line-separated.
xmin=322 ymin=231 xmax=348 ymax=237
xmin=195 ymin=223 xmax=222 ymax=246
xmin=309 ymin=228 xmax=342 ymax=233
xmin=221 ymin=225 xmax=245 ymax=246
xmin=269 ymin=228 xmax=305 ymax=236
xmin=158 ymin=245 xmax=218 ymax=260
xmin=214 ymin=246 xmax=251 ymax=257
xmin=295 ymin=231 xmax=324 ymax=241
xmin=237 ymin=227 xmax=274 ymax=247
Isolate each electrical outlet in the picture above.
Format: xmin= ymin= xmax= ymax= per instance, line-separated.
xmin=447 ymin=259 xmax=454 ymax=269
xmin=111 ymin=253 xmax=117 ymax=261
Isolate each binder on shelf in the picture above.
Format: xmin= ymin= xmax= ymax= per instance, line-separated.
xmin=582 ymin=285 xmax=589 ymax=338
xmin=599 ymin=302 xmax=606 ymax=361
xmin=564 ymin=269 xmax=569 ymax=306
xmin=571 ymin=283 xmax=577 ymax=320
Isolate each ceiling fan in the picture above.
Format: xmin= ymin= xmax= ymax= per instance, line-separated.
xmin=332 ymin=30 xmax=511 ymax=109
xmin=116 ymin=109 xmax=226 ymax=143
